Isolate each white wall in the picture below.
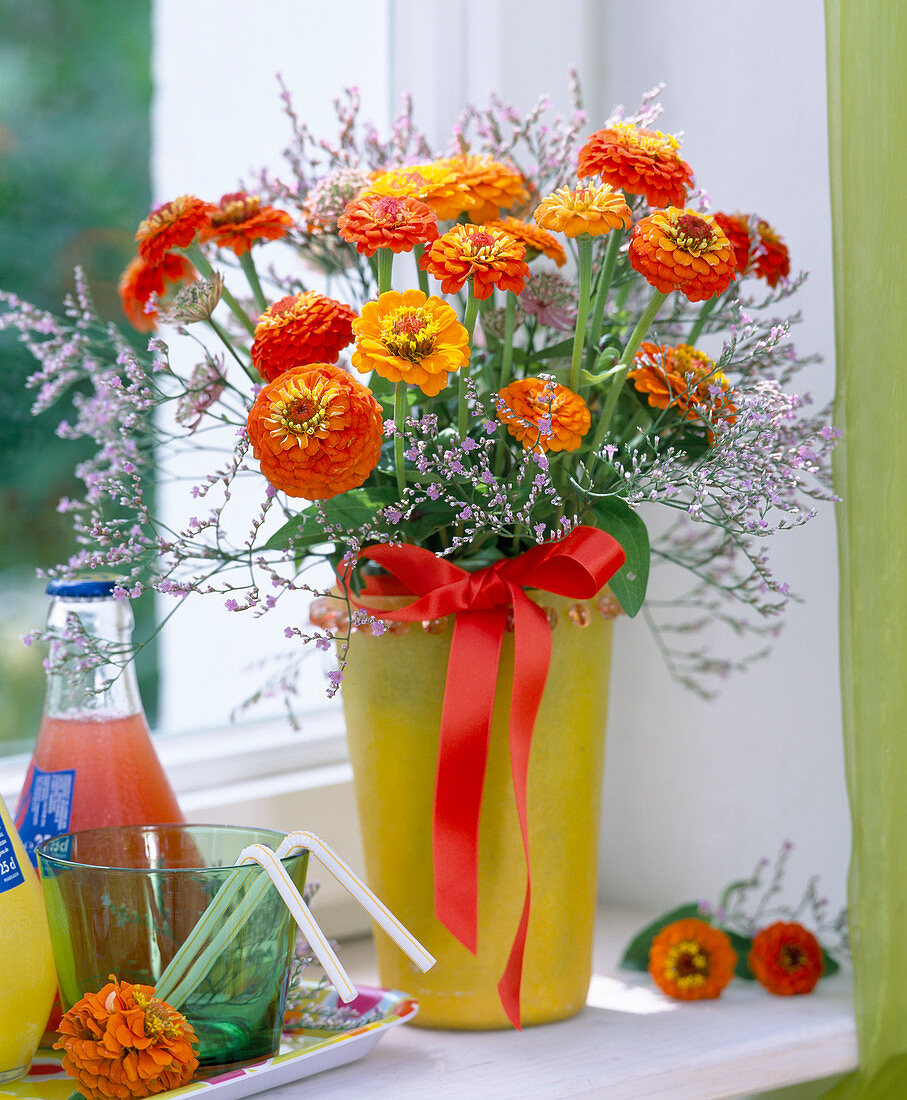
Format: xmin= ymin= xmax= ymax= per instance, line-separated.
xmin=595 ymin=1 xmax=848 ymax=918
xmin=154 ymin=0 xmax=849 ymax=916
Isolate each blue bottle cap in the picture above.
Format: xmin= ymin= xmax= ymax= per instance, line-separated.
xmin=45 ymin=575 xmax=122 ymax=599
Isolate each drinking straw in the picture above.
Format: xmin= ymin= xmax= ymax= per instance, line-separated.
xmin=236 ymin=843 xmax=357 ymax=1002
xmin=154 ymin=830 xmax=435 ymax=1011
xmin=276 ymin=831 xmax=436 ymax=973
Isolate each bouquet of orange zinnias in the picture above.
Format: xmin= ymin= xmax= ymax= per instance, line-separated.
xmin=0 ymin=81 xmax=837 ymax=699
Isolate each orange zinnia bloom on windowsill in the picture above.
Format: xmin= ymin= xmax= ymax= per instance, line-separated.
xmin=749 ymin=921 xmax=825 ymax=995
xmin=648 ymin=917 xmax=737 ymax=1001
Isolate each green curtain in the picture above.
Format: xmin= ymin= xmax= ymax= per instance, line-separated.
xmin=824 ymin=0 xmax=907 ymax=1095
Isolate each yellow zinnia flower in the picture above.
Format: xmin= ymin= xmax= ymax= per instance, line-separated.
xmin=533 ymin=184 xmax=631 ymax=238
xmin=352 ymin=289 xmax=470 ymax=397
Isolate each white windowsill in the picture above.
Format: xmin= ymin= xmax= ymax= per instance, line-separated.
xmin=0 ymin=708 xmax=348 ymax=810
xmin=292 ymin=906 xmax=857 ymax=1100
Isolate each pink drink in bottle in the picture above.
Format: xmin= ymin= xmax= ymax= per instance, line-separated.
xmin=16 ymin=575 xmax=183 ymax=862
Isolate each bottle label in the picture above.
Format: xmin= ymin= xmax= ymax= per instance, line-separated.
xmin=0 ymin=815 xmax=26 ymax=892
xmin=15 ymin=765 xmax=75 ymax=867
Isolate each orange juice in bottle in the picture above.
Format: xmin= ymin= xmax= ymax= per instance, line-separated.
xmin=0 ymin=794 xmax=55 ymax=1083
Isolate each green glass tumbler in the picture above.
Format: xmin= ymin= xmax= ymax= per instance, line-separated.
xmin=37 ymin=823 xmax=308 ymax=1070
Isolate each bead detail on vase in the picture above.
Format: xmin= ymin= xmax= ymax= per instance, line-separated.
xmin=596 ymin=592 xmax=623 ymax=619
xmin=308 ymin=597 xmax=339 ymax=629
xmin=313 ymin=590 xmax=623 ymax=637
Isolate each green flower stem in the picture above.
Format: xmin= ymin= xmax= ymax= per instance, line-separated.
xmin=588 ymin=288 xmax=669 ymax=461
xmin=492 ymin=295 xmax=516 ymax=481
xmin=458 ymin=283 xmax=479 ymax=439
xmin=394 ymin=380 xmax=407 ymax=495
xmin=238 ymin=250 xmax=268 ymax=313
xmin=687 ymin=294 xmax=719 ymax=345
xmin=205 ymin=318 xmax=259 ymax=383
xmin=585 ymin=230 xmax=622 ymax=371
xmin=377 ymin=248 xmax=394 ymax=295
xmin=186 ymin=246 xmax=255 ymax=336
xmin=569 ymin=236 xmax=594 ymax=393
xmin=413 ymin=243 xmax=430 ymax=296
xmin=499 ymin=291 xmax=516 ymax=391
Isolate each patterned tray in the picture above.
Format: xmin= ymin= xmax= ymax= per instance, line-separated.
xmin=1 ymin=987 xmax=417 ymax=1100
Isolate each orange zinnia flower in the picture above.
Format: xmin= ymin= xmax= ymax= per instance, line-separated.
xmin=337 ymin=192 xmax=439 ymax=256
xmin=441 ymin=154 xmax=528 ymax=223
xmin=370 ymin=163 xmax=470 ymax=221
xmin=199 ymin=191 xmax=294 ymax=256
xmin=419 ymin=224 xmax=529 ymax=301
xmin=352 ymin=289 xmax=469 ymax=397
xmin=247 ymin=362 xmax=384 ymax=499
xmin=497 ymin=377 xmax=591 ymax=453
xmin=54 ymin=977 xmax=198 ymax=1100
xmin=135 ymin=195 xmax=213 ymax=266
xmin=749 ymin=922 xmax=825 ymax=995
xmin=118 ymin=253 xmax=196 ymax=332
xmin=753 ymin=219 xmax=791 ymax=287
xmin=251 ymin=292 xmax=357 ymax=383
xmin=485 ymin=216 xmax=566 ymax=267
xmin=629 ymin=208 xmax=737 ymax=302
xmin=576 ymin=122 xmax=694 ymax=208
xmin=628 ymin=342 xmax=736 ymax=429
xmin=648 ymin=918 xmax=737 ymax=1001
xmin=533 ymin=184 xmax=632 ymax=239
xmin=712 ymin=212 xmax=752 ymax=274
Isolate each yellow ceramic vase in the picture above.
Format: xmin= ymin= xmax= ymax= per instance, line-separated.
xmin=341 ymin=591 xmax=612 ymax=1029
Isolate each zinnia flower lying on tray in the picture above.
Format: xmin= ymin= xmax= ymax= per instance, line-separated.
xmin=54 ymin=976 xmax=198 ymax=1100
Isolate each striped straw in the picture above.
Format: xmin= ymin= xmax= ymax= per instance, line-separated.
xmin=236 ymin=843 xmax=358 ymax=1002
xmin=276 ymin=831 xmax=436 ymax=974
xmin=156 ymin=830 xmax=435 ymax=1012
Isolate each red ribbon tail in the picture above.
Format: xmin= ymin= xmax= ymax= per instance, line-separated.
xmin=495 ymin=589 xmax=552 ymax=1028
xmin=433 ymin=607 xmax=507 ymax=954
xmin=498 ymin=887 xmax=531 ymax=1030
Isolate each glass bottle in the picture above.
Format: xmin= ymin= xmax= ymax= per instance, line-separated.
xmin=15 ymin=576 xmax=184 ymax=866
xmin=0 ymin=793 xmax=56 ymax=1083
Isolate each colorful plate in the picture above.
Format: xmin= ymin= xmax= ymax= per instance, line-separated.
xmin=1 ymin=987 xmax=417 ymax=1100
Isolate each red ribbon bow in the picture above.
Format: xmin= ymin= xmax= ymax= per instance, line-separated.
xmin=342 ymin=525 xmax=625 ymax=1027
